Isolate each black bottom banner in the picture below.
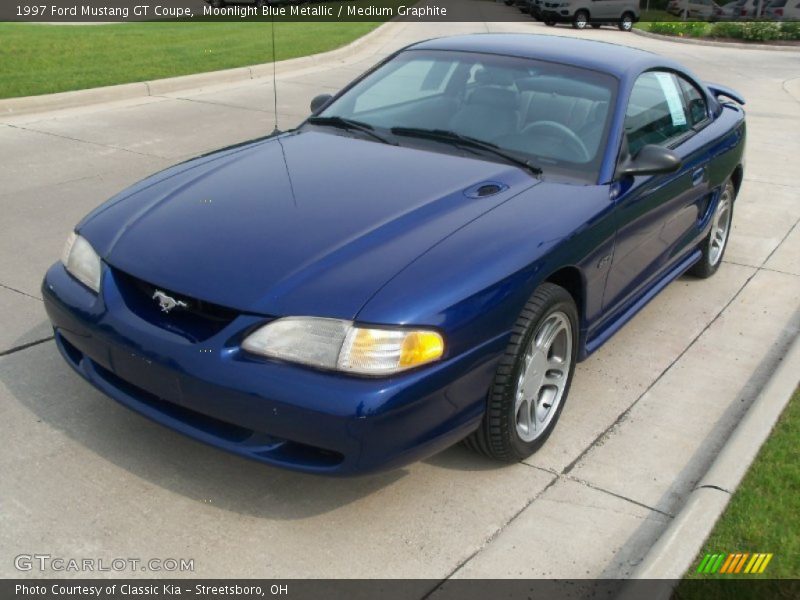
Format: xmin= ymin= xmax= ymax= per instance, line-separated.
xmin=4 ymin=579 xmax=800 ymax=600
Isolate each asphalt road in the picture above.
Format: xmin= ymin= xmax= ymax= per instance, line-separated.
xmin=1 ymin=7 xmax=799 ymax=581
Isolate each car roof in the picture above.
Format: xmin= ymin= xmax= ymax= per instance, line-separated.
xmin=407 ymin=34 xmax=679 ymax=81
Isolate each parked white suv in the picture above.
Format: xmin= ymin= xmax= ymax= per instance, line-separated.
xmin=539 ymin=0 xmax=640 ymax=30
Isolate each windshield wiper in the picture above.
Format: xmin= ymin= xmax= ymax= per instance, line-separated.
xmin=390 ymin=127 xmax=542 ymax=177
xmin=306 ymin=116 xmax=396 ymax=145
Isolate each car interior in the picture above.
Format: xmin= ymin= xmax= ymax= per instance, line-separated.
xmin=338 ymin=58 xmax=615 ymax=169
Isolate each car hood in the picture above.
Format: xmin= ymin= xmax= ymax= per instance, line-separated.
xmin=80 ymin=130 xmax=537 ymax=319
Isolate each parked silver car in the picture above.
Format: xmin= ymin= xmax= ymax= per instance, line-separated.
xmin=765 ymin=0 xmax=800 ymax=18
xmin=538 ymin=0 xmax=640 ymax=30
xmin=667 ymin=0 xmax=724 ymax=18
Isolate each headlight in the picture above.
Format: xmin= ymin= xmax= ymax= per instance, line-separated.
xmin=241 ymin=317 xmax=445 ymax=376
xmin=61 ymin=232 xmax=102 ymax=293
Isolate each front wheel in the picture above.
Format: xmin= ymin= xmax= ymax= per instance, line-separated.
xmin=464 ymin=283 xmax=578 ymax=461
xmin=619 ymin=13 xmax=634 ymax=31
xmin=689 ymin=180 xmax=735 ymax=278
xmin=573 ymin=10 xmax=589 ymax=29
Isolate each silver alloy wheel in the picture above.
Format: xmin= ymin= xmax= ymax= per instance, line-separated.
xmin=708 ymin=187 xmax=733 ymax=267
xmin=621 ymin=16 xmax=633 ymax=30
xmin=575 ymin=13 xmax=588 ymax=28
xmin=514 ymin=311 xmax=572 ymax=442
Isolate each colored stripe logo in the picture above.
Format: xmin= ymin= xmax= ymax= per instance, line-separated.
xmin=697 ymin=553 xmax=773 ymax=574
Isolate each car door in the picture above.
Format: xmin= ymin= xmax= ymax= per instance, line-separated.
xmin=602 ymin=70 xmax=711 ymax=316
xmin=609 ymin=0 xmax=629 ymax=18
xmin=592 ymin=0 xmax=615 ymax=18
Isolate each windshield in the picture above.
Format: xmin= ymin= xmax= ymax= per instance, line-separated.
xmin=315 ymin=49 xmax=617 ymax=182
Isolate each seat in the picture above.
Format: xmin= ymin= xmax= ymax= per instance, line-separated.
xmin=448 ymin=86 xmax=520 ymax=142
xmin=521 ymin=91 xmax=598 ymax=132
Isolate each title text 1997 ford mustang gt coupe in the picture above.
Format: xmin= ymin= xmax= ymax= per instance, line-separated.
xmin=43 ymin=34 xmax=745 ymax=475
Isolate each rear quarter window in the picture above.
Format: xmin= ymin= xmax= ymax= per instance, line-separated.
xmin=625 ymin=71 xmax=690 ymax=156
xmin=676 ymin=75 xmax=709 ymax=127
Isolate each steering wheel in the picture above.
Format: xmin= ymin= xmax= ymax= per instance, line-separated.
xmin=522 ymin=120 xmax=591 ymax=163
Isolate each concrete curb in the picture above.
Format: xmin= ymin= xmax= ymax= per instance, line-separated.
xmin=632 ymin=27 xmax=800 ymax=52
xmin=785 ymin=78 xmax=800 ymax=103
xmin=620 ymin=332 xmax=800 ymax=593
xmin=0 ymin=20 xmax=398 ymax=117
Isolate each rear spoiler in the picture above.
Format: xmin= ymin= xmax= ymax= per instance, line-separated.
xmin=706 ymin=82 xmax=745 ymax=106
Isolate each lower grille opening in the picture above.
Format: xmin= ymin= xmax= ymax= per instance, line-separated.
xmin=91 ymin=361 xmax=344 ymax=468
xmin=95 ymin=362 xmax=252 ymax=443
xmin=58 ymin=332 xmax=84 ymax=367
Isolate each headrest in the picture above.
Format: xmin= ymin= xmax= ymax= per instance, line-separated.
xmin=468 ymin=87 xmax=518 ymax=109
xmin=474 ymin=68 xmax=517 ymax=87
xmin=517 ymin=76 xmax=611 ymax=102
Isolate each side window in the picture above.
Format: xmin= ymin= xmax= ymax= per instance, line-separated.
xmin=625 ymin=71 xmax=691 ymax=156
xmin=676 ymin=75 xmax=709 ymax=127
xmin=353 ymin=58 xmax=456 ymax=113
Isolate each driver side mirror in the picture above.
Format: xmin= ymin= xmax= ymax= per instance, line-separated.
xmin=310 ymin=93 xmax=333 ymax=115
xmin=618 ymin=144 xmax=682 ymax=178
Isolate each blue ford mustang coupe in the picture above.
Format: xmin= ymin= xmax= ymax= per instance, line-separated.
xmin=43 ymin=34 xmax=745 ymax=475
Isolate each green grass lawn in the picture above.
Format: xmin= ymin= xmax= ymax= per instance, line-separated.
xmin=0 ymin=21 xmax=380 ymax=99
xmin=676 ymin=388 xmax=800 ymax=599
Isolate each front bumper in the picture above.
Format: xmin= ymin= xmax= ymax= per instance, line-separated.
xmin=42 ymin=263 xmax=502 ymax=475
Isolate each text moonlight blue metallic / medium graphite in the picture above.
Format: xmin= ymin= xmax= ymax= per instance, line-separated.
xmin=43 ymin=34 xmax=746 ymax=475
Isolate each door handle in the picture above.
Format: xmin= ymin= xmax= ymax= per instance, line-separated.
xmin=692 ymin=167 xmax=706 ymax=187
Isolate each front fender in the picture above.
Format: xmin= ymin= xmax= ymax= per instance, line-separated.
xmin=356 ymin=183 xmax=615 ymax=361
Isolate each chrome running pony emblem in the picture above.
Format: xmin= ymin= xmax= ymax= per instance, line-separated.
xmin=152 ymin=290 xmax=188 ymax=313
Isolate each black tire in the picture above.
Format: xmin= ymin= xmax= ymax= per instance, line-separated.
xmin=573 ymin=10 xmax=589 ymax=29
xmin=618 ymin=12 xmax=634 ymax=31
xmin=544 ymin=20 xmax=556 ymax=26
xmin=591 ymin=23 xmax=602 ymax=29
xmin=689 ymin=180 xmax=735 ymax=279
xmin=464 ymin=283 xmax=579 ymax=461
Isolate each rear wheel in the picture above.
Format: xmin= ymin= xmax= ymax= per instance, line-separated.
xmin=689 ymin=180 xmax=735 ymax=278
xmin=464 ymin=283 xmax=578 ymax=461
xmin=573 ymin=10 xmax=589 ymax=29
xmin=619 ymin=12 xmax=634 ymax=31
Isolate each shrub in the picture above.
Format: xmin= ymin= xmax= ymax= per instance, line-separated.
xmin=648 ymin=20 xmax=800 ymax=42
xmin=647 ymin=22 xmax=710 ymax=37
xmin=781 ymin=21 xmax=800 ymax=41
xmin=739 ymin=22 xmax=783 ymax=42
xmin=707 ymin=22 xmax=742 ymax=39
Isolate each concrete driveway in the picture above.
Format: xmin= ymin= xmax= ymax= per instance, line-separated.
xmin=1 ymin=8 xmax=799 ymax=580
